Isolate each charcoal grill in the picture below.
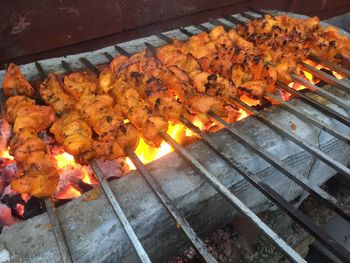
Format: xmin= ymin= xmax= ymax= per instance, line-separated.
xmin=1 ymin=9 xmax=350 ymax=263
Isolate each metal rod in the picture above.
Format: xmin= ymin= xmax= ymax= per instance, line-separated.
xmin=193 ymin=24 xmax=209 ymax=33
xmin=144 ymin=42 xmax=159 ymax=57
xmin=222 ymin=15 xmax=244 ymax=25
xmin=265 ymin=93 xmax=350 ymax=144
xmin=240 ymin=12 xmax=257 ymax=21
xmin=79 ymin=57 xmax=100 ymax=76
xmin=115 ymin=45 xmax=132 ymax=57
xmin=180 ymin=116 xmax=350 ymax=261
xmin=208 ymin=19 xmax=230 ymax=31
xmin=103 ymin=52 xmax=114 ymax=62
xmin=45 ymin=199 xmax=73 ymax=263
xmin=179 ymin=27 xmax=194 ymax=37
xmin=156 ymin=33 xmax=173 ymax=44
xmin=158 ymin=131 xmax=306 ymax=263
xmin=292 ymin=74 xmax=350 ymax=111
xmin=124 ymin=147 xmax=218 ymax=263
xmin=35 ymin=61 xmax=47 ymax=79
xmin=277 ymin=81 xmax=350 ymax=127
xmin=231 ymin=96 xmax=350 ymax=180
xmin=299 ymin=62 xmax=350 ymax=93
xmin=206 ymin=112 xmax=350 ymax=222
xmin=61 ymin=60 xmax=73 ymax=73
xmin=89 ymin=160 xmax=152 ymax=263
xmin=308 ymin=54 xmax=350 ymax=78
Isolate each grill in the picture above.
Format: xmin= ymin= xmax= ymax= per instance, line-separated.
xmin=1 ymin=8 xmax=350 ymax=263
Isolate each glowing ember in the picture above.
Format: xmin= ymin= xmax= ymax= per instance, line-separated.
xmin=16 ymin=204 xmax=25 ymax=217
xmin=53 ymin=149 xmax=95 ymax=199
xmin=0 ymin=149 xmax=14 ymax=160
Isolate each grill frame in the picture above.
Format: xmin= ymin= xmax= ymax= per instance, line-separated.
xmin=1 ymin=9 xmax=350 ymax=263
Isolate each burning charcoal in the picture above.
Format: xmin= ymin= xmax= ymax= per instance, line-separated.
xmin=1 ymin=194 xmax=25 ymax=219
xmin=70 ymin=177 xmax=94 ymax=193
xmin=0 ymin=159 xmax=17 ymax=179
xmin=252 ymin=98 xmax=272 ymax=111
xmin=0 ymin=173 xmax=6 ymax=196
xmin=1 ymin=185 xmax=16 ymax=199
xmin=0 ymin=118 xmax=11 ymax=150
xmin=23 ymin=197 xmax=46 ymax=219
xmin=96 ymin=158 xmax=126 ymax=181
xmin=0 ymin=204 xmax=19 ymax=229
xmin=316 ymin=68 xmax=335 ymax=87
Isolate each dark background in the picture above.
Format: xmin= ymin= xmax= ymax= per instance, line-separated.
xmin=1 ymin=0 xmax=350 ymax=68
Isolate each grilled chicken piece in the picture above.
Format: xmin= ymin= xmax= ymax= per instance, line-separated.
xmin=6 ymin=96 xmax=57 ymax=133
xmin=63 ymin=71 xmax=98 ymax=99
xmin=2 ymin=63 xmax=34 ymax=97
xmin=50 ymin=112 xmax=93 ymax=157
xmin=40 ymin=73 xmax=77 ymax=115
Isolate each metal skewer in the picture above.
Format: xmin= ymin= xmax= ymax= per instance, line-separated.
xmin=158 ymin=131 xmax=307 ymax=263
xmin=179 ymin=115 xmax=350 ymax=261
xmin=44 ymin=199 xmax=73 ymax=263
xmin=231 ymin=96 xmax=350 ymax=180
xmin=125 ymin=148 xmax=218 ymax=263
xmin=291 ymin=74 xmax=350 ymax=111
xmin=265 ymin=92 xmax=350 ymax=144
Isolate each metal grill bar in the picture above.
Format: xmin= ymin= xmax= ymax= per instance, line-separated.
xmin=223 ymin=15 xmax=244 ymax=25
xmin=156 ymin=33 xmax=173 ymax=44
xmin=265 ymin=93 xmax=350 ymax=144
xmin=179 ymin=27 xmax=194 ymax=36
xmin=299 ymin=62 xmax=350 ymax=93
xmin=103 ymin=52 xmax=114 ymax=61
xmin=60 ymin=59 xmax=152 ymax=263
xmin=44 ymin=199 xmax=73 ymax=263
xmin=308 ymin=54 xmax=350 ymax=78
xmin=80 ymin=57 xmax=100 ymax=75
xmin=291 ymin=74 xmax=350 ymax=111
xmin=180 ymin=116 xmax=350 ymax=261
xmin=240 ymin=12 xmax=257 ymax=21
xmin=115 ymin=45 xmax=132 ymax=57
xmin=208 ymin=18 xmax=230 ymax=31
xmin=231 ymin=96 xmax=350 ymax=179
xmin=158 ymin=131 xmax=307 ymax=263
xmin=277 ymin=80 xmax=350 ymax=127
xmin=124 ymin=148 xmax=218 ymax=263
xmin=193 ymin=24 xmax=210 ymax=33
xmin=61 ymin=60 xmax=73 ymax=73
xmin=207 ymin=112 xmax=350 ymax=221
xmin=89 ymin=160 xmax=152 ymax=263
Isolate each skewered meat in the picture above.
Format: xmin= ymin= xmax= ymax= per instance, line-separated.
xmin=2 ymin=63 xmax=34 ymax=97
xmin=5 ymin=94 xmax=59 ymax=197
xmin=40 ymin=73 xmax=77 ymax=115
xmin=50 ymin=111 xmax=93 ymax=157
xmin=2 ymin=14 xmax=349 ymax=198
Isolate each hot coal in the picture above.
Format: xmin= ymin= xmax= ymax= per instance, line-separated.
xmin=252 ymin=98 xmax=272 ymax=111
xmin=23 ymin=197 xmax=46 ymax=219
xmin=70 ymin=177 xmax=94 ymax=192
xmin=1 ymin=194 xmax=25 ymax=219
xmin=96 ymin=158 xmax=127 ymax=181
xmin=0 ymin=204 xmax=19 ymax=233
xmin=315 ymin=68 xmax=335 ymax=87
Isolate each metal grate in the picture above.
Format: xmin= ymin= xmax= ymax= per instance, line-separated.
xmin=24 ymin=9 xmax=350 ymax=263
